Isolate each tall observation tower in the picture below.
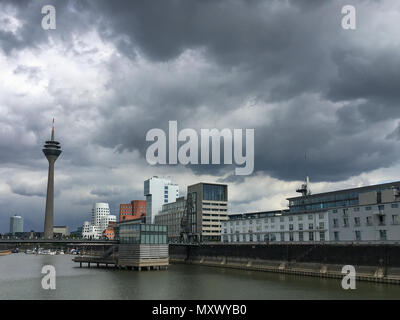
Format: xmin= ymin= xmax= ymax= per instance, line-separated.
xmin=43 ymin=119 xmax=62 ymax=239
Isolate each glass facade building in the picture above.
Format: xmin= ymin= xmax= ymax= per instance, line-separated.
xmin=287 ymin=182 xmax=400 ymax=213
xmin=119 ymin=220 xmax=168 ymax=244
xmin=9 ymin=215 xmax=23 ymax=235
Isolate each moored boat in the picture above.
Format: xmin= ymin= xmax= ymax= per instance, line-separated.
xmin=0 ymin=249 xmax=12 ymax=256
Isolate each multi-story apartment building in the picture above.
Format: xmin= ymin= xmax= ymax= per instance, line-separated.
xmin=187 ymin=182 xmax=228 ymax=242
xmin=120 ymin=200 xmax=146 ymax=222
xmin=327 ymin=197 xmax=400 ymax=241
xmin=222 ymin=210 xmax=329 ymax=243
xmin=222 ymin=180 xmax=400 ymax=243
xmin=144 ymin=176 xmax=179 ymax=224
xmin=154 ymin=197 xmax=186 ymax=243
xmin=288 ymin=180 xmax=400 ymax=242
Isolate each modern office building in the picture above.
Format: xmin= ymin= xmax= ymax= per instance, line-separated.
xmin=222 ymin=180 xmax=400 ymax=243
xmin=120 ymin=200 xmax=146 ymax=222
xmin=82 ymin=202 xmax=116 ymax=239
xmin=9 ymin=215 xmax=23 ymax=235
xmin=154 ymin=197 xmax=186 ymax=243
xmin=53 ymin=225 xmax=68 ymax=237
xmin=42 ymin=119 xmax=62 ymax=239
xmin=187 ymin=182 xmax=228 ymax=242
xmin=144 ymin=176 xmax=179 ymax=224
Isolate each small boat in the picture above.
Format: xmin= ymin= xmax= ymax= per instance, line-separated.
xmin=0 ymin=249 xmax=12 ymax=256
xmin=41 ymin=249 xmax=56 ymax=255
xmin=25 ymin=249 xmax=35 ymax=254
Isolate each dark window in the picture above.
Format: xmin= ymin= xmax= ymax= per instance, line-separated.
xmin=203 ymin=184 xmax=227 ymax=201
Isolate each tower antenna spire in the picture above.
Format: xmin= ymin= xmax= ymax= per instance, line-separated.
xmin=51 ymin=118 xmax=55 ymax=141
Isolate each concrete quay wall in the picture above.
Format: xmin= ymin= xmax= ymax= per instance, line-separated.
xmin=169 ymin=243 xmax=400 ymax=284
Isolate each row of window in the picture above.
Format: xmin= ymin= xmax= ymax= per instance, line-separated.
xmin=332 ymin=203 xmax=398 ymax=214
xmin=290 ymin=199 xmax=359 ymax=212
xmin=290 ymin=192 xmax=360 ymax=207
xmin=225 ymin=222 xmax=326 ymax=234
xmin=224 ymin=214 xmax=325 ymax=227
xmin=333 ymin=230 xmax=387 ymax=241
xmin=120 ymin=234 xmax=168 ymax=244
xmin=222 ymin=231 xmax=325 ymax=242
xmin=333 ymin=214 xmax=399 ymax=227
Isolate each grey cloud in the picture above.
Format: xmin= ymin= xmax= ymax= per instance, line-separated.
xmin=2 ymin=0 xmax=400 ymax=231
xmin=8 ymin=181 xmax=47 ymax=198
xmin=13 ymin=65 xmax=42 ymax=83
xmin=90 ymin=186 xmax=122 ymax=197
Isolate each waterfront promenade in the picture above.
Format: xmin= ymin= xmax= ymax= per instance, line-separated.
xmin=169 ymin=242 xmax=400 ymax=284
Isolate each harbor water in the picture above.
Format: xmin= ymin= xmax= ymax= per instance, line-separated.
xmin=0 ymin=254 xmax=400 ymax=299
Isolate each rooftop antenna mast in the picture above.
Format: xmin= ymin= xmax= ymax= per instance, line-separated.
xmin=296 ymin=152 xmax=311 ymax=196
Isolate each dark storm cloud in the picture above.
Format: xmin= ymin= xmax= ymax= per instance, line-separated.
xmin=79 ymin=0 xmax=400 ymax=182
xmin=2 ymin=0 xmax=400 ymax=185
xmin=0 ymin=0 xmax=93 ymax=55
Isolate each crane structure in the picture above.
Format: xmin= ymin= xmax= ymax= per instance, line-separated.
xmin=180 ymin=193 xmax=200 ymax=243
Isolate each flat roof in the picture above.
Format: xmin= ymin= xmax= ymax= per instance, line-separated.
xmin=287 ymin=180 xmax=400 ymax=201
xmin=227 ymin=209 xmax=290 ymax=219
xmin=188 ymin=182 xmax=228 ymax=187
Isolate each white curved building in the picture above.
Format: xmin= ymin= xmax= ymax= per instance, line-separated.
xmin=91 ymin=202 xmax=110 ymax=226
xmin=82 ymin=203 xmax=116 ymax=239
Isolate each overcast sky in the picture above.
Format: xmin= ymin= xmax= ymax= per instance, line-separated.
xmin=1 ymin=0 xmax=400 ymax=233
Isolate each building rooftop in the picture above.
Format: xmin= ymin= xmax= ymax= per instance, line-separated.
xmin=227 ymin=210 xmax=290 ymax=220
xmin=287 ymin=180 xmax=400 ymax=201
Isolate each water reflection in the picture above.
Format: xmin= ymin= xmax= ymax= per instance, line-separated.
xmin=0 ymin=254 xmax=399 ymax=300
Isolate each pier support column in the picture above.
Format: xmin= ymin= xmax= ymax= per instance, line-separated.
xmin=80 ymin=262 xmax=82 ymax=268
xmin=88 ymin=262 xmax=90 ymax=268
